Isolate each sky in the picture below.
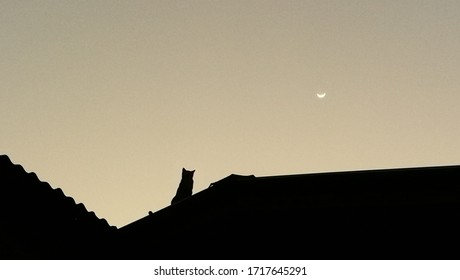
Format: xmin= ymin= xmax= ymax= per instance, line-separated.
xmin=2 ymin=0 xmax=460 ymax=227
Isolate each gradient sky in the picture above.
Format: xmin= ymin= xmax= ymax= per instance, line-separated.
xmin=2 ymin=1 xmax=460 ymax=227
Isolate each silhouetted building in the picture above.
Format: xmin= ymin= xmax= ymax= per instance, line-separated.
xmin=0 ymin=155 xmax=116 ymax=259
xmin=2 ymin=154 xmax=460 ymax=259
xmin=120 ymin=164 xmax=460 ymax=259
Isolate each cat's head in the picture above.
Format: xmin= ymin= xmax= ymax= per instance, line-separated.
xmin=182 ymin=168 xmax=195 ymax=178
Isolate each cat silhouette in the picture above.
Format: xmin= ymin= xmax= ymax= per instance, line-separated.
xmin=171 ymin=168 xmax=195 ymax=205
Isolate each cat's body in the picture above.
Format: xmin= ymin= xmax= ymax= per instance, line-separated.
xmin=171 ymin=168 xmax=194 ymax=205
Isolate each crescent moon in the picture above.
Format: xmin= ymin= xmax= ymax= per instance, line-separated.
xmin=316 ymin=92 xmax=326 ymax=98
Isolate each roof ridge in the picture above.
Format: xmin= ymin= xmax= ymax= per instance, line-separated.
xmin=0 ymin=154 xmax=116 ymax=229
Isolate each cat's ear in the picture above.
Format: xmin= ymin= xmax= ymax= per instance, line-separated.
xmin=182 ymin=168 xmax=186 ymax=172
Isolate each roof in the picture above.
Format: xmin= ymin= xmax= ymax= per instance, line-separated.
xmin=3 ymin=153 xmax=460 ymax=259
xmin=118 ymin=164 xmax=460 ymax=259
xmin=0 ymin=155 xmax=116 ymax=259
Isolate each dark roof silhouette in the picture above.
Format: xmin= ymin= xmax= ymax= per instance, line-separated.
xmin=119 ymin=165 xmax=460 ymax=259
xmin=0 ymin=155 xmax=116 ymax=259
xmin=2 ymin=154 xmax=460 ymax=259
